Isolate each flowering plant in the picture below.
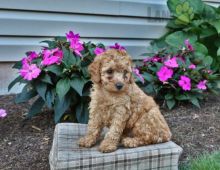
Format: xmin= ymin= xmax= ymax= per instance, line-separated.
xmin=8 ymin=31 xmax=105 ymax=123
xmin=0 ymin=109 xmax=7 ymax=118
xmin=134 ymin=40 xmax=220 ymax=109
xmin=154 ymin=0 xmax=220 ymax=72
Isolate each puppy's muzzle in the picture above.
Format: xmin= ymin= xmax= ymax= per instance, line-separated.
xmin=115 ymin=82 xmax=124 ymax=90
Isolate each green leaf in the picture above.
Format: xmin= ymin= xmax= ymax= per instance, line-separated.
xmin=40 ymin=73 xmax=53 ymax=84
xmin=175 ymin=94 xmax=189 ymax=101
xmin=210 ymin=20 xmax=220 ymax=34
xmin=36 ymin=82 xmax=47 ymax=100
xmin=41 ymin=40 xmax=57 ymax=49
xmin=12 ymin=61 xmax=22 ymax=69
xmin=183 ymin=1 xmax=189 ymax=12
xmin=167 ymin=0 xmax=181 ymax=15
xmin=76 ymin=101 xmax=89 ymax=124
xmin=28 ymin=97 xmax=45 ymax=118
xmin=15 ymin=85 xmax=37 ymax=103
xmin=176 ymin=4 xmax=183 ymax=15
xmin=143 ymin=83 xmax=154 ymax=94
xmin=82 ymin=81 xmax=92 ymax=96
xmin=70 ymin=77 xmax=86 ymax=96
xmin=54 ymin=36 xmax=66 ymax=41
xmin=8 ymin=76 xmax=23 ymax=91
xmin=168 ymin=0 xmax=204 ymax=15
xmin=217 ymin=47 xmax=220 ymax=56
xmin=54 ymin=94 xmax=71 ymax=123
xmin=142 ymin=72 xmax=154 ymax=82
xmin=165 ymin=31 xmax=197 ymax=48
xmin=167 ymin=20 xmax=185 ymax=29
xmin=165 ymin=93 xmax=174 ymax=100
xmin=148 ymin=66 xmax=157 ymax=72
xmin=192 ymin=20 xmax=205 ymax=27
xmin=194 ymin=43 xmax=208 ymax=55
xmin=189 ymin=0 xmax=204 ymax=14
xmin=56 ymin=78 xmax=70 ymax=100
xmin=62 ymin=46 xmax=76 ymax=68
xmin=81 ymin=67 xmax=90 ymax=78
xmin=190 ymin=97 xmax=200 ymax=108
xmin=200 ymin=27 xmax=217 ymax=39
xmin=203 ymin=56 xmax=213 ymax=66
xmin=177 ymin=14 xmax=190 ymax=24
xmin=46 ymin=65 xmax=63 ymax=76
xmin=155 ymin=62 xmax=163 ymax=70
xmin=202 ymin=4 xmax=217 ymax=19
xmin=166 ymin=99 xmax=176 ymax=110
xmin=45 ymin=89 xmax=55 ymax=108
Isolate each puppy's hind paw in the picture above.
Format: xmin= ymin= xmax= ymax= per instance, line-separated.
xmin=121 ymin=137 xmax=139 ymax=148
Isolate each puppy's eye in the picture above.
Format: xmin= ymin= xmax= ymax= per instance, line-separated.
xmin=124 ymin=70 xmax=128 ymax=79
xmin=106 ymin=69 xmax=113 ymax=74
xmin=124 ymin=70 xmax=128 ymax=74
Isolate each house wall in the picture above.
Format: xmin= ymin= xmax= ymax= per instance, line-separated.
xmin=0 ymin=0 xmax=219 ymax=95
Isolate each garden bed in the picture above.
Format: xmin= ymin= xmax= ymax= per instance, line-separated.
xmin=0 ymin=94 xmax=220 ymax=169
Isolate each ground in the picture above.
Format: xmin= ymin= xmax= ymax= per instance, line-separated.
xmin=0 ymin=94 xmax=220 ymax=169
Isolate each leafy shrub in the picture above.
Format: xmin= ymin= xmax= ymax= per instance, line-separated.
xmin=152 ymin=0 xmax=220 ymax=72
xmin=134 ymin=40 xmax=219 ymax=109
xmin=8 ymin=31 xmax=105 ymax=123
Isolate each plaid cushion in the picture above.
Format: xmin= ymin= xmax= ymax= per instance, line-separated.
xmin=49 ymin=123 xmax=182 ymax=170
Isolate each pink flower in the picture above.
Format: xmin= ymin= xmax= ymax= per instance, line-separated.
xmin=197 ymin=80 xmax=207 ymax=90
xmin=207 ymin=70 xmax=212 ymax=74
xmin=21 ymin=57 xmax=31 ymax=65
xmin=94 ymin=47 xmax=105 ymax=55
xmin=189 ymin=64 xmax=196 ymax=69
xmin=66 ymin=31 xmax=80 ymax=42
xmin=132 ymin=68 xmax=144 ymax=83
xmin=19 ymin=64 xmax=41 ymax=81
xmin=184 ymin=39 xmax=194 ymax=51
xmin=21 ymin=51 xmax=39 ymax=66
xmin=42 ymin=48 xmax=63 ymax=66
xmin=69 ymin=39 xmax=84 ymax=57
xmin=157 ymin=66 xmax=173 ymax=82
xmin=164 ymin=57 xmax=179 ymax=68
xmin=110 ymin=43 xmax=125 ymax=50
xmin=28 ymin=51 xmax=38 ymax=60
xmin=66 ymin=31 xmax=84 ymax=57
xmin=152 ymin=56 xmax=161 ymax=62
xmin=178 ymin=75 xmax=191 ymax=91
xmin=0 ymin=109 xmax=7 ymax=118
xmin=143 ymin=57 xmax=151 ymax=62
xmin=42 ymin=49 xmax=51 ymax=58
xmin=143 ymin=56 xmax=161 ymax=63
xmin=203 ymin=69 xmax=212 ymax=74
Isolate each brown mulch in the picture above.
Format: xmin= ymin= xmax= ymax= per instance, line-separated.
xmin=0 ymin=95 xmax=55 ymax=170
xmin=0 ymin=94 xmax=220 ymax=169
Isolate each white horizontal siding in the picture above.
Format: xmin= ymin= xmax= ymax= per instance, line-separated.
xmin=0 ymin=0 xmax=170 ymax=18
xmin=0 ymin=10 xmax=167 ymax=38
xmin=0 ymin=37 xmax=151 ymax=61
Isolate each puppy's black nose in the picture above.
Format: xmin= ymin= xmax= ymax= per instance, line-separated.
xmin=115 ymin=82 xmax=124 ymax=90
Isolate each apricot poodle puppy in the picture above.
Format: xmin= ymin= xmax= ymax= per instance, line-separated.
xmin=79 ymin=49 xmax=171 ymax=153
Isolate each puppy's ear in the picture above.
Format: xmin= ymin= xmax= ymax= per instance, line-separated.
xmin=88 ymin=57 xmax=101 ymax=83
xmin=128 ymin=59 xmax=135 ymax=84
xmin=129 ymin=73 xmax=135 ymax=84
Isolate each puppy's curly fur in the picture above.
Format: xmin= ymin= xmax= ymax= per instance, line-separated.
xmin=79 ymin=49 xmax=171 ymax=153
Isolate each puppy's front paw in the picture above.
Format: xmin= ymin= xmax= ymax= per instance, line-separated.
xmin=79 ymin=136 xmax=96 ymax=148
xmin=99 ymin=140 xmax=117 ymax=153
